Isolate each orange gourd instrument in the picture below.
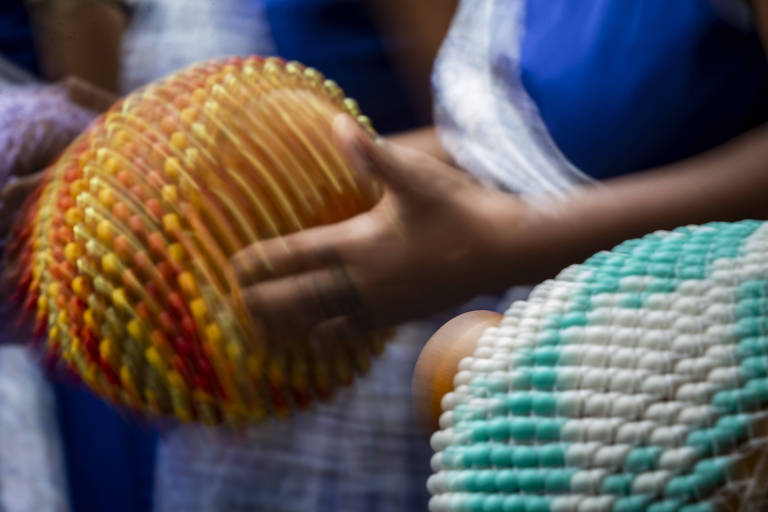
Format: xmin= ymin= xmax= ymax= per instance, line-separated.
xmin=7 ymin=56 xmax=386 ymax=425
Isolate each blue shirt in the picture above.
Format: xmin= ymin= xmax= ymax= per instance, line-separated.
xmin=515 ymin=0 xmax=768 ymax=179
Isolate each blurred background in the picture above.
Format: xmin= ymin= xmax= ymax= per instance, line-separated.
xmin=0 ymin=1 xmax=455 ymax=511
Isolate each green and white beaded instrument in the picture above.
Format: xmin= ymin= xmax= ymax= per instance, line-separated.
xmin=427 ymin=220 xmax=768 ymax=512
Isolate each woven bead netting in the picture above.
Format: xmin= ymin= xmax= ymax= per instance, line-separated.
xmin=9 ymin=56 xmax=386 ymax=425
xmin=429 ymin=221 xmax=768 ymax=512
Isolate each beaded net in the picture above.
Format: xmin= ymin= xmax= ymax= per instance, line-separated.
xmin=7 ymin=56 xmax=387 ymax=425
xmin=429 ymin=221 xmax=768 ymax=512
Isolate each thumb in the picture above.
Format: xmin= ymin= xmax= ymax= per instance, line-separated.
xmin=64 ymin=76 xmax=118 ymax=114
xmin=332 ymin=114 xmax=414 ymax=192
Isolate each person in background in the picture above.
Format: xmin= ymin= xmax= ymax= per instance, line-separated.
xmin=1 ymin=3 xmax=159 ymax=512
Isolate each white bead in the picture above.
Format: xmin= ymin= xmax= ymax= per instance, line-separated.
xmin=586 ymin=418 xmax=622 ymax=442
xmin=638 ymin=351 xmax=675 ymax=373
xmin=706 ymin=366 xmax=743 ymax=387
xmin=576 ymin=495 xmax=614 ymax=512
xmin=615 ymin=421 xmax=656 ymax=444
xmin=454 ymin=370 xmax=473 ymax=387
xmin=581 ymin=368 xmax=610 ymax=391
xmin=551 ymin=495 xmax=583 ymax=512
xmin=430 ymin=452 xmax=444 ymax=472
xmin=611 ymin=394 xmax=648 ymax=419
xmin=677 ymin=405 xmax=717 ymax=427
xmin=557 ymin=390 xmax=589 ymax=416
xmin=676 ymin=382 xmax=717 ymax=403
xmin=657 ymin=446 xmax=700 ymax=471
xmin=631 ymin=470 xmax=671 ymax=494
xmin=609 ymin=349 xmax=637 ymax=368
xmin=584 ymin=393 xmax=613 ymax=417
xmin=570 ymin=469 xmax=607 ymax=493
xmin=427 ymin=474 xmax=445 ymax=494
xmin=592 ymin=444 xmax=630 ymax=470
xmin=649 ymin=425 xmax=688 ymax=447
xmin=566 ymin=442 xmax=602 ymax=467
xmin=644 ymin=402 xmax=684 ymax=423
xmin=640 ymin=374 xmax=683 ymax=398
xmin=561 ymin=420 xmax=588 ymax=442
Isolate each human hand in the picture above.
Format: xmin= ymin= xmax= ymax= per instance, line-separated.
xmin=232 ymin=114 xmax=532 ymax=342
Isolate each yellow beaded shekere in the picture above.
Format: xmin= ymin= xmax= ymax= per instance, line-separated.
xmin=9 ymin=56 xmax=386 ymax=425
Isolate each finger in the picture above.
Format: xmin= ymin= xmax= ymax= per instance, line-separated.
xmin=231 ymin=214 xmax=372 ymax=285
xmin=64 ymin=76 xmax=118 ymax=113
xmin=240 ymin=266 xmax=364 ymax=336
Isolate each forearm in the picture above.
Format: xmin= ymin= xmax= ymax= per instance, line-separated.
xmin=492 ymin=123 xmax=768 ymax=284
xmin=28 ymin=0 xmax=127 ymax=92
xmin=387 ymin=126 xmax=456 ymax=166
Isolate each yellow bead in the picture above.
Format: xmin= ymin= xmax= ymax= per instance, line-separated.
xmin=161 ymin=184 xmax=178 ymax=203
xmin=101 ymin=252 xmax=120 ymax=275
xmin=47 ymin=282 xmax=61 ymax=298
xmin=145 ymin=347 xmax=164 ymax=369
xmin=65 ymin=207 xmax=83 ymax=226
xmin=127 ymin=318 xmax=144 ymax=341
xmin=105 ymin=156 xmax=120 ymax=174
xmin=98 ymin=188 xmax=116 ymax=207
xmin=120 ymin=365 xmax=135 ymax=390
xmin=226 ymin=342 xmax=242 ymax=360
xmin=170 ymin=132 xmax=187 ymax=151
xmin=84 ymin=309 xmax=96 ymax=330
xmin=177 ymin=271 xmax=197 ymax=297
xmin=71 ymin=275 xmax=90 ymax=299
xmin=57 ymin=310 xmax=67 ymax=329
xmin=205 ymin=323 xmax=222 ymax=343
xmin=167 ymin=371 xmax=186 ymax=389
xmin=111 ymin=287 xmax=129 ymax=311
xmin=162 ymin=213 xmax=181 ymax=232
xmin=189 ymin=298 xmax=207 ymax=322
xmin=96 ymin=220 xmax=112 ymax=243
xmin=69 ymin=178 xmax=87 ymax=198
xmin=164 ymin=157 xmax=182 ymax=180
xmin=64 ymin=242 xmax=82 ymax=262
xmin=49 ymin=326 xmax=60 ymax=341
xmin=99 ymin=339 xmax=112 ymax=361
xmin=168 ymin=243 xmax=185 ymax=264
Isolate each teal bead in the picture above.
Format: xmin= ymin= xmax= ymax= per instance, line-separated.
xmin=679 ymin=503 xmax=717 ymax=512
xmin=737 ymin=337 xmax=768 ymax=357
xmin=531 ymin=369 xmax=557 ymax=390
xmin=495 ymin=470 xmax=518 ymax=492
xmin=624 ymin=446 xmax=661 ymax=472
xmin=489 ymin=418 xmax=511 ymax=441
xmin=539 ymin=444 xmax=566 ymax=467
xmin=648 ymin=263 xmax=675 ymax=278
xmin=490 ymin=445 xmax=513 ymax=467
xmin=509 ymin=418 xmax=536 ymax=440
xmin=589 ymin=279 xmax=620 ymax=295
xmin=647 ymin=500 xmax=686 ymax=512
xmin=468 ymin=444 xmax=492 ymax=466
xmin=750 ymin=379 xmax=768 ymax=402
xmin=509 ymin=371 xmax=532 ymax=390
xmin=502 ymin=496 xmax=526 ymax=512
xmin=712 ymin=390 xmax=738 ymax=413
xmin=664 ymin=476 xmax=695 ymax=498
xmin=483 ymin=495 xmax=505 ymax=512
xmin=523 ymin=496 xmax=549 ymax=512
xmin=532 ymin=349 xmax=560 ymax=366
xmin=531 ymin=393 xmax=557 ymax=415
xmin=734 ymin=318 xmax=768 ymax=339
xmin=507 ymin=392 xmax=532 ymax=414
xmin=601 ymin=473 xmax=633 ymax=495
xmin=619 ymin=263 xmax=648 ymax=277
xmin=613 ymin=495 xmax=652 ymax=512
xmin=741 ymin=356 xmax=768 ymax=378
xmin=457 ymin=471 xmax=478 ymax=491
xmin=619 ymin=293 xmax=644 ymax=308
xmin=477 ymin=471 xmax=497 ymax=492
xmin=735 ymin=298 xmax=768 ymax=318
xmin=693 ymin=456 xmax=731 ymax=482
xmin=737 ymin=280 xmax=768 ymax=300
xmin=517 ymin=469 xmax=545 ymax=493
xmin=536 ymin=331 xmax=562 ymax=346
xmin=472 ymin=424 xmax=491 ymax=442
xmin=679 ymin=267 xmax=706 ymax=280
xmin=647 ymin=279 xmax=676 ymax=293
xmin=560 ymin=313 xmax=588 ymax=328
xmin=544 ymin=469 xmax=575 ymax=493
xmin=649 ymin=251 xmax=678 ymax=263
xmin=513 ymin=447 xmax=538 ymax=468
xmin=535 ymin=419 xmax=563 ymax=441
xmin=466 ymin=493 xmax=486 ymax=512
xmin=715 ymin=414 xmax=751 ymax=439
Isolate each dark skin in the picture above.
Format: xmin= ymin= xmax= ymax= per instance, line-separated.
xmin=28 ymin=0 xmax=128 ymax=92
xmin=233 ymin=1 xmax=768 ymax=343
